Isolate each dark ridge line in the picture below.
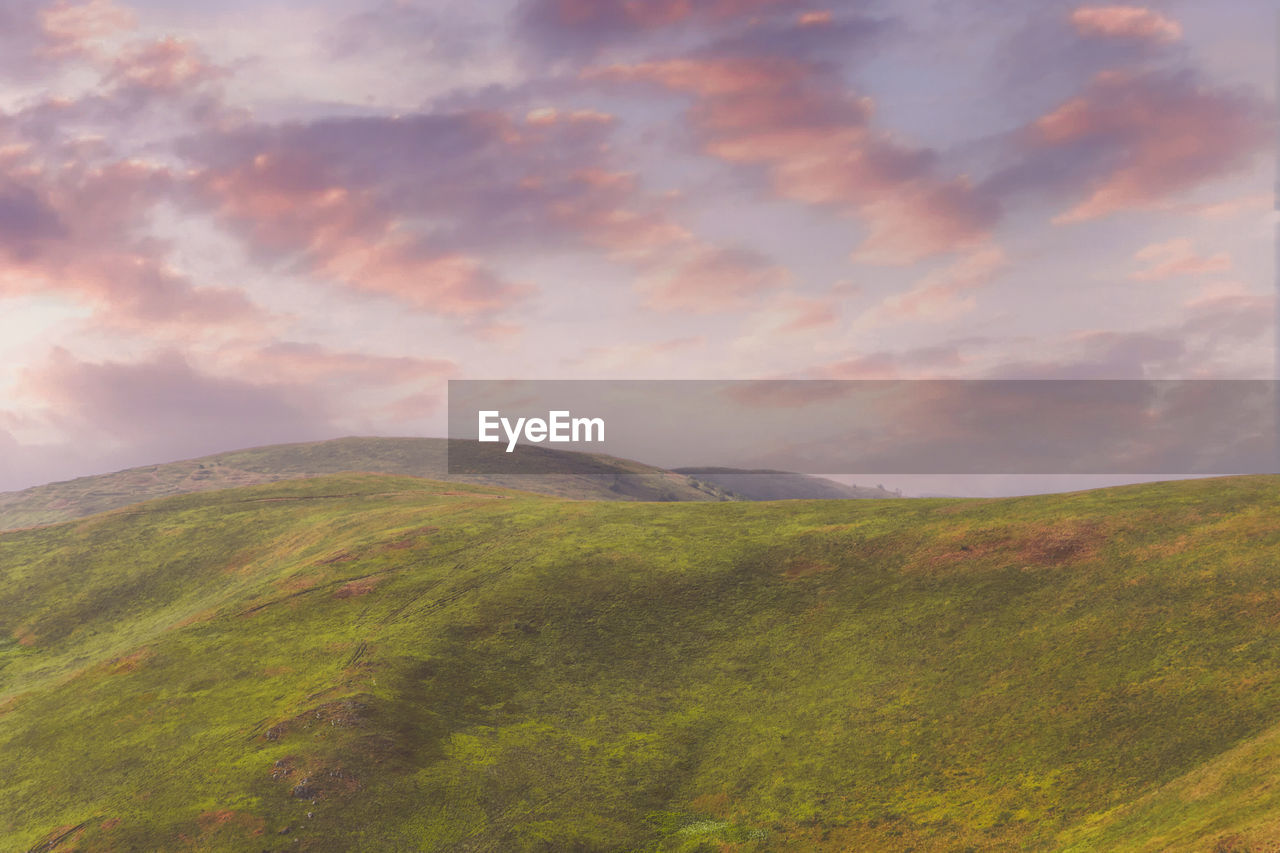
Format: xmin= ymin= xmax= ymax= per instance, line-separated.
xmin=26 ymin=820 xmax=92 ymax=853
xmin=237 ymin=568 xmax=399 ymax=617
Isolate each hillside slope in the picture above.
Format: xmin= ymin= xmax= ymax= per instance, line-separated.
xmin=0 ymin=437 xmax=729 ymax=531
xmin=2 ymin=475 xmax=1280 ymax=850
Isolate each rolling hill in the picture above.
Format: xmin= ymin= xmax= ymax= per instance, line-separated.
xmin=0 ymin=437 xmax=732 ymax=531
xmin=0 ymin=438 xmax=900 ymax=533
xmin=2 ymin=473 xmax=1280 ymax=850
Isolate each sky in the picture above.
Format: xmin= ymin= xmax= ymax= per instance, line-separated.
xmin=0 ymin=0 xmax=1273 ymax=494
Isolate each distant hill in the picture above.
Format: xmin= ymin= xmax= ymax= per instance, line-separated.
xmin=0 ymin=439 xmax=917 ymax=533
xmin=0 ymin=437 xmax=730 ymax=530
xmin=674 ymin=467 xmax=900 ymax=500
xmin=4 ymin=473 xmax=1280 ymax=850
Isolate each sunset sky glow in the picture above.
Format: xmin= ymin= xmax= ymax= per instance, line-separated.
xmin=0 ymin=0 xmax=1273 ymax=492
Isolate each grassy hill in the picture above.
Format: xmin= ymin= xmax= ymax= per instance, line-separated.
xmin=674 ymin=468 xmax=900 ymax=500
xmin=3 ymin=474 xmax=1280 ymax=850
xmin=0 ymin=437 xmax=731 ymax=531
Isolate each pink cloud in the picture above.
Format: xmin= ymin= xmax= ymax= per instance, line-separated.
xmin=1129 ymin=238 xmax=1232 ymax=281
xmin=1070 ymin=6 xmax=1182 ymax=43
xmin=1028 ymin=70 xmax=1270 ymax=223
xmin=541 ymin=168 xmax=694 ymax=259
xmin=187 ymin=108 xmax=782 ymax=320
xmin=227 ymin=342 xmax=456 ymax=385
xmin=772 ymin=292 xmax=839 ymax=333
xmin=18 ymin=348 xmax=332 ymax=458
xmin=819 ymin=344 xmax=969 ymax=379
xmin=107 ymin=36 xmax=223 ymax=93
xmin=39 ymin=0 xmax=135 ymax=60
xmin=797 ymin=11 xmax=832 ymax=26
xmin=1183 ymin=280 xmax=1273 ymax=320
xmin=196 ymin=146 xmax=532 ymax=318
xmin=985 ymin=286 xmax=1274 ymax=379
xmin=524 ymin=107 xmax=615 ymax=126
xmin=641 ymin=246 xmax=791 ymax=312
xmin=322 ymin=245 xmax=534 ymax=316
xmin=5 ymin=341 xmax=456 ymax=489
xmin=1188 ymin=193 xmax=1271 ymax=219
xmin=592 ymin=57 xmax=998 ymax=264
xmin=872 ymin=246 xmax=1008 ymax=321
xmin=565 ymin=336 xmax=705 ymax=370
xmin=522 ymin=0 xmax=801 ymax=45
xmin=0 ymin=155 xmax=262 ymax=332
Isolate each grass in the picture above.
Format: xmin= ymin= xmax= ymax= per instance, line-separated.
xmin=1 ymin=473 xmax=1280 ymax=850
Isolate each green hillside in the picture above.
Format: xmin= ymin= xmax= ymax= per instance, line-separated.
xmin=3 ymin=474 xmax=1280 ymax=851
xmin=0 ymin=437 xmax=730 ymax=531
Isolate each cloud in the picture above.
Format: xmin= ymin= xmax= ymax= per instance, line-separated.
xmin=1187 ymin=193 xmax=1271 ymax=220
xmin=328 ymin=1 xmax=478 ymax=63
xmin=810 ymin=265 xmax=1275 ymax=381
xmin=186 ymin=108 xmax=775 ymax=318
xmin=1181 ymin=281 xmax=1275 ymax=342
xmin=1022 ymin=69 xmax=1270 ymax=223
xmin=107 ymin=36 xmax=224 ymax=94
xmin=0 ymin=0 xmax=131 ymax=81
xmin=535 ymin=165 xmax=695 ymax=260
xmin=818 ymin=343 xmax=971 ymax=379
xmin=18 ymin=348 xmax=333 ymax=464
xmin=226 ymin=342 xmax=456 ymax=386
xmin=701 ymin=10 xmax=893 ymax=61
xmin=988 ymin=287 xmax=1274 ymax=380
xmin=1069 ymin=6 xmax=1182 ymax=43
xmin=0 ymin=154 xmax=261 ymax=331
xmin=0 ymin=17 xmax=257 ymax=333
xmin=40 ymin=0 xmax=134 ymax=58
xmin=872 ymin=246 xmax=1009 ymax=321
xmin=187 ymin=115 xmax=539 ymax=319
xmin=640 ymin=246 xmax=791 ymax=312
xmin=1128 ymin=237 xmax=1231 ymax=281
xmin=1 ymin=341 xmax=454 ymax=490
xmin=0 ymin=179 xmax=67 ymax=255
xmin=769 ymin=292 xmax=840 ymax=333
xmin=518 ymin=0 xmax=804 ymax=54
xmin=592 ymin=56 xmax=999 ymax=264
xmin=564 ymin=336 xmax=705 ymax=371
xmin=0 ymin=3 xmax=223 ymax=131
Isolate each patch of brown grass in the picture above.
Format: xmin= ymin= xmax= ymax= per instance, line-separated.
xmin=195 ymin=809 xmax=265 ymax=840
xmin=690 ymin=791 xmax=730 ymax=815
xmin=169 ymin=607 xmax=219 ymax=630
xmin=106 ymin=647 xmax=154 ymax=675
xmin=262 ymin=695 xmax=372 ymax=743
xmin=334 ymin=577 xmax=383 ymax=599
xmin=920 ymin=519 xmax=1106 ymax=572
xmin=782 ymin=558 xmax=835 ymax=579
xmin=1017 ymin=519 xmax=1105 ymax=565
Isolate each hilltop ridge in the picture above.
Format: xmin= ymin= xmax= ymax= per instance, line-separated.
xmin=0 ymin=437 xmax=908 ymax=532
xmin=0 ymin=437 xmax=730 ymax=530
